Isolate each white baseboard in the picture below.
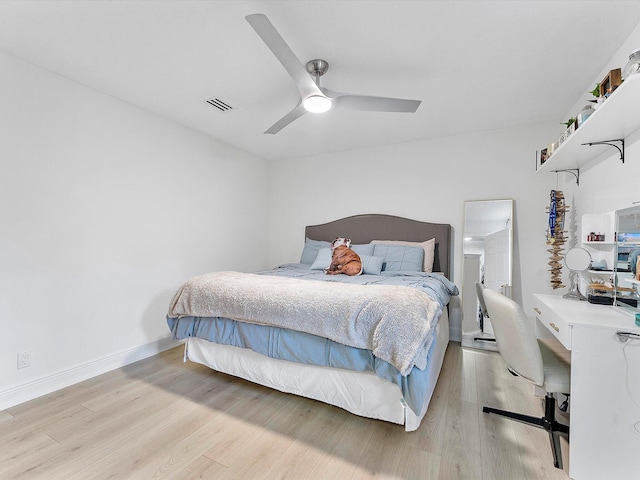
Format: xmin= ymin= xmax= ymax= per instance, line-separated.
xmin=0 ymin=336 xmax=182 ymax=411
xmin=449 ymin=326 xmax=462 ymax=343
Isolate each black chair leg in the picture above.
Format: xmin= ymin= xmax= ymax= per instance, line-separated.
xmin=483 ymin=393 xmax=569 ymax=470
xmin=549 ymin=430 xmax=564 ymax=469
xmin=482 ymin=406 xmax=544 ymax=427
xmin=543 ymin=393 xmax=570 ymax=469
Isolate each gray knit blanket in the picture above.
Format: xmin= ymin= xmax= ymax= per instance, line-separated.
xmin=167 ymin=271 xmax=442 ymax=375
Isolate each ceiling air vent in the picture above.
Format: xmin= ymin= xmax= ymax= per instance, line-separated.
xmin=205 ymin=97 xmax=234 ymax=112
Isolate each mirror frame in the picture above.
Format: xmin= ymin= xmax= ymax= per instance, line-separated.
xmin=565 ymin=247 xmax=592 ymax=272
xmin=614 ymin=205 xmax=640 ymax=314
xmin=461 ymin=199 xmax=514 ymax=350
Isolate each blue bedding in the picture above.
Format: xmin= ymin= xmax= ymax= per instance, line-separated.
xmin=167 ymin=263 xmax=458 ymax=415
xmin=168 ymin=314 xmax=440 ymax=415
xmin=256 ymin=263 xmax=458 ymax=310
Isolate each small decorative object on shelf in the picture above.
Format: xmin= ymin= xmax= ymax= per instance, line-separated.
xmin=561 ymin=117 xmax=577 ymax=129
xmin=545 ymin=117 xmax=579 ymax=155
xmin=540 ymin=142 xmax=556 ymax=163
xmin=539 ymin=147 xmax=548 ymax=166
xmin=587 ymin=232 xmax=605 ymax=241
xmin=546 ymin=190 xmax=569 ymax=289
xmin=622 ymin=48 xmax=640 ymax=80
xmin=618 ymin=232 xmax=640 ymax=243
xmin=558 ymin=131 xmax=569 ymax=147
xmin=599 ymin=68 xmax=622 ymax=97
xmin=576 ymin=104 xmax=594 ymax=126
xmin=560 ymin=117 xmax=578 ymax=140
xmin=588 ymin=83 xmax=602 ymax=106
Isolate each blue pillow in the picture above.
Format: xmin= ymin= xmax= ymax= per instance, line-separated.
xmin=373 ymin=244 xmax=424 ymax=272
xmin=305 ymin=241 xmax=372 ymax=267
xmin=360 ymin=255 xmax=384 ymax=275
xmin=351 ymin=244 xmax=374 ymax=256
xmin=309 ymin=248 xmax=332 ymax=270
xmin=300 ymin=238 xmax=331 ymax=264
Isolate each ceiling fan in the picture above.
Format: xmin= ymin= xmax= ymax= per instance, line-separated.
xmin=245 ymin=13 xmax=422 ymax=134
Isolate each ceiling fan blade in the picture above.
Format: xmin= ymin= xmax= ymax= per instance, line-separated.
xmin=246 ymin=14 xmax=322 ymax=99
xmin=264 ymin=102 xmax=307 ymax=134
xmin=322 ymin=87 xmax=421 ymax=113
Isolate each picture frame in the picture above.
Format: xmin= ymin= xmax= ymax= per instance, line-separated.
xmin=599 ymin=68 xmax=622 ymax=96
xmin=539 ymin=147 xmax=549 ymax=167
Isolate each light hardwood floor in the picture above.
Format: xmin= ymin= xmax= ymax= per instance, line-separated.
xmin=0 ymin=342 xmax=570 ymax=480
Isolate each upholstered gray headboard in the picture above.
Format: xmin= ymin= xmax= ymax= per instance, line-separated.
xmin=305 ymin=214 xmax=452 ymax=278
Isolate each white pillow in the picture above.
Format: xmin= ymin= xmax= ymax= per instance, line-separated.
xmin=370 ymin=238 xmax=435 ymax=272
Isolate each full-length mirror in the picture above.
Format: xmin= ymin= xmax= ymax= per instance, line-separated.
xmin=614 ymin=205 xmax=640 ymax=314
xmin=461 ymin=199 xmax=513 ymax=350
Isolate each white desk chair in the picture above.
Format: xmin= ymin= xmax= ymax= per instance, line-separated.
xmin=475 ymin=281 xmax=490 ymax=320
xmin=481 ymin=288 xmax=570 ymax=469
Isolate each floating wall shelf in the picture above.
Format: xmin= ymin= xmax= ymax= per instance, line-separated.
xmin=537 ymin=74 xmax=640 ymax=175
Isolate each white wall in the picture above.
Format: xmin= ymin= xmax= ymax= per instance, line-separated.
xmin=0 ymin=52 xmax=269 ymax=408
xmin=268 ymin=122 xmax=562 ymax=340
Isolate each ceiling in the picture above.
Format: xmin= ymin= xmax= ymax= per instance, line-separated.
xmin=2 ymin=1 xmax=640 ymax=161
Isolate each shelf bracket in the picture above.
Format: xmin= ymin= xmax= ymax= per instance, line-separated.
xmin=581 ymin=138 xmax=625 ymax=163
xmin=552 ymin=168 xmax=580 ymax=186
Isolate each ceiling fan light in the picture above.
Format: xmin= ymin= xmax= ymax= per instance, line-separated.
xmin=303 ymin=95 xmax=332 ymax=113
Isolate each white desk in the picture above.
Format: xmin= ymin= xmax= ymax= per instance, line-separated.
xmin=533 ymin=294 xmax=640 ymax=480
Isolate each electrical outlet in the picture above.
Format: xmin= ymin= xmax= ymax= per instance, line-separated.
xmin=17 ymin=351 xmax=31 ymax=369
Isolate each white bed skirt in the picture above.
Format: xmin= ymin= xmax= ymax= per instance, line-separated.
xmin=185 ymin=309 xmax=450 ymax=432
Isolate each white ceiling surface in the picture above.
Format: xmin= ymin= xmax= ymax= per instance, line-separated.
xmin=2 ymin=1 xmax=640 ymax=161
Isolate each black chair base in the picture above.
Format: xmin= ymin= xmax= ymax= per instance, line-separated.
xmin=483 ymin=393 xmax=569 ymax=469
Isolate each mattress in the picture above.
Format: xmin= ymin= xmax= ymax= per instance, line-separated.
xmin=170 ymin=312 xmax=439 ymax=416
xmin=184 ymin=307 xmax=450 ymax=431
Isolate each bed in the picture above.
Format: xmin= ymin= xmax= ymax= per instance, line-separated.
xmin=167 ymin=214 xmax=457 ymax=431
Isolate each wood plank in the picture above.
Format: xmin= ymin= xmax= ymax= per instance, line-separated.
xmin=310 ymin=413 xmax=376 ymax=480
xmin=350 ymin=420 xmax=408 ymax=479
xmin=450 ymin=346 xmax=479 ymax=403
xmin=0 ymin=411 xmax=14 ymax=423
xmin=438 ymin=396 xmax=482 ymax=480
xmin=205 ymin=415 xmax=298 ymax=479
xmin=475 ymin=348 xmax=528 ymax=479
xmin=168 ymin=454 xmax=229 ymax=480
xmin=115 ymin=381 xmax=289 ymax=479
xmin=0 ymin=343 xmax=570 ymax=479
xmin=396 ymin=444 xmax=441 ymax=479
xmin=238 ymin=402 xmax=345 ymax=480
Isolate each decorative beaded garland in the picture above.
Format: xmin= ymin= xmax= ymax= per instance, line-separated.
xmin=546 ymin=190 xmax=569 ymax=289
